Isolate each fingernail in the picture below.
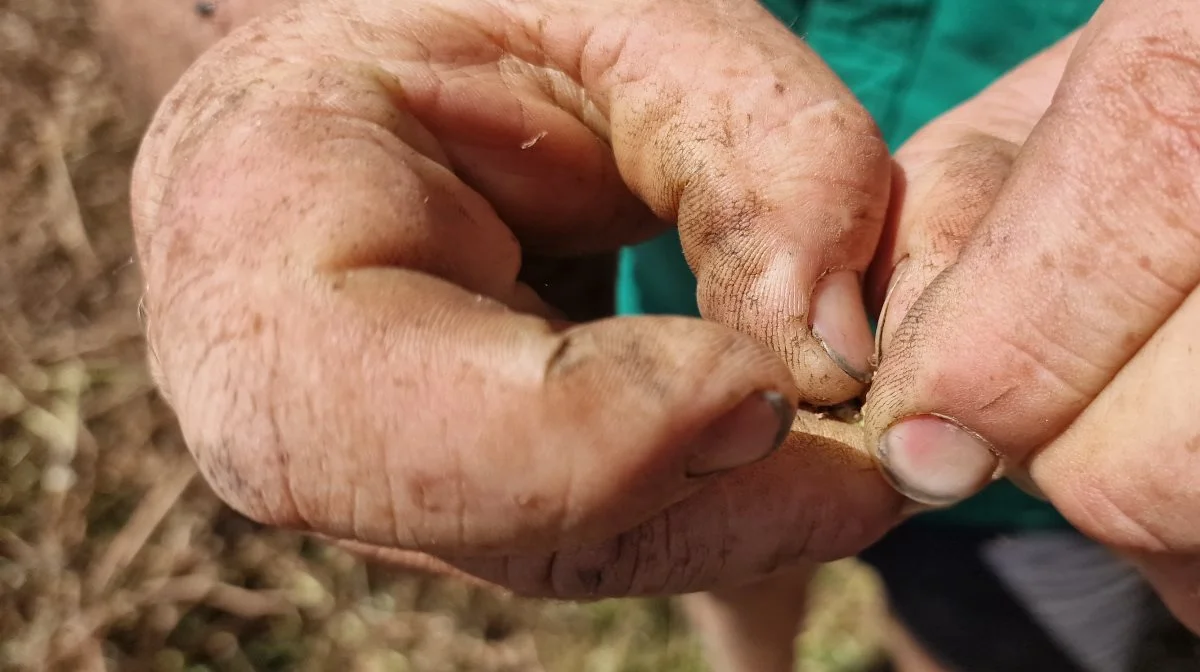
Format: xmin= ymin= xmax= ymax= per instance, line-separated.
xmin=874 ymin=414 xmax=999 ymax=506
xmin=811 ymin=270 xmax=875 ymax=385
xmin=686 ymin=391 xmax=793 ymax=477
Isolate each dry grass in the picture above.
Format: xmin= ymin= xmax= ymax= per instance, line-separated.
xmin=0 ymin=0 xmax=887 ymax=670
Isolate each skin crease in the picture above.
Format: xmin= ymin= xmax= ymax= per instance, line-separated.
xmin=687 ymin=33 xmax=1087 ymax=672
xmin=124 ymin=0 xmax=905 ymax=602
xmin=97 ymin=5 xmax=1200 ymax=672
xmin=94 ymin=4 xmax=965 ymax=667
xmin=703 ymin=11 xmax=1200 ymax=662
xmin=866 ymin=0 xmax=1200 ymax=633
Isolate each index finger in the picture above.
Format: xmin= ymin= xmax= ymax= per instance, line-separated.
xmin=866 ymin=0 xmax=1200 ymax=504
xmin=134 ymin=0 xmax=898 ymax=572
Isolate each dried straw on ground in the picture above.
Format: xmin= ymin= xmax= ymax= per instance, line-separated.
xmin=0 ymin=1 xmax=886 ymax=669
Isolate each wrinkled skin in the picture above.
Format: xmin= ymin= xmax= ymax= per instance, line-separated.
xmin=122 ymin=0 xmax=904 ymax=602
xmin=99 ymin=2 xmax=1200 ymax=672
xmin=687 ymin=31 xmax=1085 ymax=672
xmin=866 ymin=0 xmax=1200 ymax=634
xmin=703 ymin=4 xmax=1200 ymax=663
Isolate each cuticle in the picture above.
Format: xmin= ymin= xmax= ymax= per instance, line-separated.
xmin=873 ymin=254 xmax=911 ymax=368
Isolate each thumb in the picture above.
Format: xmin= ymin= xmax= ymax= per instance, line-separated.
xmin=869 ymin=30 xmax=1080 ymax=353
xmin=132 ymin=0 xmax=887 ymax=570
xmin=868 ymin=0 xmax=1200 ymax=507
xmin=864 ymin=31 xmax=1078 ymax=504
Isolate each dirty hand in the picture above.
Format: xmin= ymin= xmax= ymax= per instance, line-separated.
xmin=866 ymin=0 xmax=1200 ymax=632
xmin=132 ymin=0 xmax=903 ymax=598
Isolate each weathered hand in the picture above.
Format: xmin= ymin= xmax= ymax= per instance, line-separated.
xmin=95 ymin=0 xmax=293 ymax=111
xmin=867 ymin=0 xmax=1200 ymax=631
xmin=132 ymin=0 xmax=903 ymax=599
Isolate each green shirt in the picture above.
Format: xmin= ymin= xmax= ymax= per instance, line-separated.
xmin=615 ymin=0 xmax=1102 ymax=531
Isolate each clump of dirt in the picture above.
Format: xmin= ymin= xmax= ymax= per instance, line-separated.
xmin=0 ymin=1 xmax=887 ymax=671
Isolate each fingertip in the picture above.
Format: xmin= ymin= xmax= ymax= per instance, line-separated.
xmin=685 ymin=389 xmax=794 ymax=477
xmin=873 ymin=414 xmax=1000 ymax=507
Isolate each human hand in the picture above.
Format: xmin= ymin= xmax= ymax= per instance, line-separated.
xmin=132 ymin=0 xmax=904 ymax=598
xmin=94 ymin=0 xmax=294 ymax=112
xmin=866 ymin=0 xmax=1200 ymax=632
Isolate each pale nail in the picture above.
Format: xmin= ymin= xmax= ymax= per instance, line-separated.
xmin=686 ymin=391 xmax=793 ymax=477
xmin=875 ymin=414 xmax=999 ymax=506
xmin=811 ymin=270 xmax=875 ymax=385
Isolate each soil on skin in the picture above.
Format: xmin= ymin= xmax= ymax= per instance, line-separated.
xmin=9 ymin=2 xmax=1195 ymax=671
xmin=0 ymin=1 xmax=887 ymax=670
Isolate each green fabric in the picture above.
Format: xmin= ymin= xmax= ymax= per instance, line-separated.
xmin=616 ymin=0 xmax=1102 ymax=530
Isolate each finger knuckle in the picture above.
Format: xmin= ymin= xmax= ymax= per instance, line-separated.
xmin=541 ymin=538 xmax=636 ymax=599
xmin=930 ymin=135 xmax=1016 ymax=209
xmin=544 ymin=506 xmax=726 ymax=599
xmin=158 ymin=284 xmax=301 ymax=531
xmin=912 ymin=134 xmax=1017 ymax=257
xmin=999 ymin=314 xmax=1099 ymax=400
xmin=1054 ymin=447 xmax=1200 ymax=555
xmin=1127 ymin=49 xmax=1200 ymax=161
xmin=1079 ymin=35 xmax=1200 ymax=170
xmin=578 ymin=8 xmax=640 ymax=90
xmin=1055 ymin=477 xmax=1169 ymax=554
